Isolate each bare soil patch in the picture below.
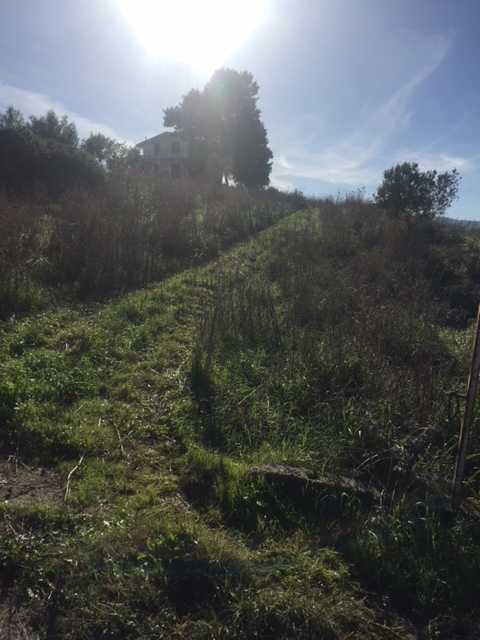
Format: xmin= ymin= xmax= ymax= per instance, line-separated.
xmin=0 ymin=458 xmax=62 ymax=507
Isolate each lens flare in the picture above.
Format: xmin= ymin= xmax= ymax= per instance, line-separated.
xmin=118 ymin=0 xmax=269 ymax=73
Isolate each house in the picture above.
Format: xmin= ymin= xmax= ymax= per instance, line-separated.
xmin=136 ymin=131 xmax=189 ymax=178
xmin=137 ymin=130 xmax=226 ymax=184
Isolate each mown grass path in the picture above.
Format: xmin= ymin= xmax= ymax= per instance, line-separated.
xmin=0 ymin=211 xmax=305 ymax=512
xmin=1 ymin=264 xmax=217 ymax=508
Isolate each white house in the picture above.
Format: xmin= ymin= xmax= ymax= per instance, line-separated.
xmin=136 ymin=131 xmax=189 ymax=178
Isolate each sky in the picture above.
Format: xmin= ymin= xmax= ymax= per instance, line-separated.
xmin=1 ymin=0 xmax=480 ymax=218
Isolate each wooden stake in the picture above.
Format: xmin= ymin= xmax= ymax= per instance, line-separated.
xmin=452 ymin=304 xmax=480 ymax=506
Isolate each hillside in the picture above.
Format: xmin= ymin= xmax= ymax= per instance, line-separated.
xmin=442 ymin=217 xmax=480 ymax=231
xmin=1 ymin=201 xmax=480 ymax=639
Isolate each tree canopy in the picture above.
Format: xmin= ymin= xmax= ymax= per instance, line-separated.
xmin=0 ymin=106 xmax=145 ymax=196
xmin=28 ymin=109 xmax=79 ymax=148
xmin=375 ymin=162 xmax=461 ymax=221
xmin=81 ymin=132 xmax=118 ymax=163
xmin=0 ymin=106 xmax=104 ymax=196
xmin=0 ymin=106 xmax=25 ymax=130
xmin=164 ymin=68 xmax=273 ymax=187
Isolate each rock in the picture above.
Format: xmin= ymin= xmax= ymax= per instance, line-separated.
xmin=248 ymin=464 xmax=381 ymax=505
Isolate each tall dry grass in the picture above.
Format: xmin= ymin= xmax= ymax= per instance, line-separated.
xmin=0 ymin=177 xmax=302 ymax=318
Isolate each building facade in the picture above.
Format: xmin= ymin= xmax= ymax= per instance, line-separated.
xmin=136 ymin=131 xmax=189 ymax=178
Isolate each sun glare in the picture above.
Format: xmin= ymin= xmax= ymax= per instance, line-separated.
xmin=118 ymin=0 xmax=268 ymax=73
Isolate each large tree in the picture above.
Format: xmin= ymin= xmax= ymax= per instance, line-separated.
xmin=375 ymin=162 xmax=461 ymax=221
xmin=164 ymin=89 xmax=217 ymax=177
xmin=164 ymin=69 xmax=273 ymax=187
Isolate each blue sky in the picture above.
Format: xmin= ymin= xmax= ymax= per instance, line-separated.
xmin=1 ymin=0 xmax=479 ymax=218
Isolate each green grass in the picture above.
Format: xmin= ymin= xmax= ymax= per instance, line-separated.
xmin=1 ymin=205 xmax=479 ymax=638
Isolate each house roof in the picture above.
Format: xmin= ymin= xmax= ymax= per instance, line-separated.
xmin=136 ymin=131 xmax=181 ymax=148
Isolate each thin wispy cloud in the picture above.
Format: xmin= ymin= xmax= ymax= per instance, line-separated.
xmin=273 ymin=144 xmax=378 ymax=187
xmin=394 ymin=150 xmax=475 ymax=173
xmin=271 ymin=33 xmax=471 ymax=191
xmin=360 ymin=33 xmax=452 ymax=153
xmin=0 ymin=82 xmax=129 ymax=142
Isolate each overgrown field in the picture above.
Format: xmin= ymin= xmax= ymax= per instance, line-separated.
xmin=0 ymin=179 xmax=303 ymax=320
xmin=1 ymin=199 xmax=480 ymax=639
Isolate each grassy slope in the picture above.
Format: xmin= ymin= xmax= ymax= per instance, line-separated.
xmin=0 ymin=209 xmax=478 ymax=638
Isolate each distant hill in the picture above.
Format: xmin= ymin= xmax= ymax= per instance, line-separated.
xmin=442 ymin=216 xmax=480 ymax=230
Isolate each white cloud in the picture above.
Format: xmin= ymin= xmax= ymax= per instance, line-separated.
xmin=270 ymin=174 xmax=295 ymax=191
xmin=272 ymin=144 xmax=379 ymax=187
xmin=277 ymin=154 xmax=293 ymax=170
xmin=271 ymin=33 xmax=467 ymax=190
xmin=0 ymin=81 xmax=130 ymax=142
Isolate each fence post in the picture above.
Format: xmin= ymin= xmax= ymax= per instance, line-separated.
xmin=452 ymin=304 xmax=480 ymax=506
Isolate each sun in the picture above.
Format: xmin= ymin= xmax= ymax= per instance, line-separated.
xmin=117 ymin=0 xmax=269 ymax=73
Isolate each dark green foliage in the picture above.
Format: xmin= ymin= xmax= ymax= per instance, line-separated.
xmin=80 ymin=131 xmax=143 ymax=172
xmin=0 ymin=379 xmax=17 ymax=425
xmin=0 ymin=121 xmax=104 ymax=197
xmin=28 ymin=109 xmax=79 ymax=148
xmin=0 ymin=105 xmax=25 ymax=130
xmin=105 ymin=142 xmax=142 ymax=172
xmin=39 ymin=139 xmax=105 ymax=196
xmin=232 ymin=108 xmax=272 ymax=187
xmin=164 ymin=68 xmax=273 ymax=186
xmin=80 ymin=132 xmax=118 ymax=163
xmin=375 ymin=161 xmax=461 ymax=220
xmin=0 ymin=105 xmax=147 ymax=197
xmin=207 ymin=68 xmax=273 ymax=187
xmin=0 ymin=126 xmax=43 ymax=194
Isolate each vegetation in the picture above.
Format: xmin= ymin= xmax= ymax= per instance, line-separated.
xmin=375 ymin=161 xmax=461 ymax=221
xmin=2 ymin=185 xmax=480 ymax=638
xmin=0 ymin=97 xmax=301 ymax=323
xmin=1 ymin=70 xmax=479 ymax=637
xmin=0 ymin=178 xmax=300 ymax=322
xmin=164 ymin=69 xmax=273 ymax=187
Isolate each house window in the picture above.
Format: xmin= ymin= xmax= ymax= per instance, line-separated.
xmin=171 ymin=141 xmax=180 ymax=155
xmin=154 ymin=142 xmax=161 ymax=156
